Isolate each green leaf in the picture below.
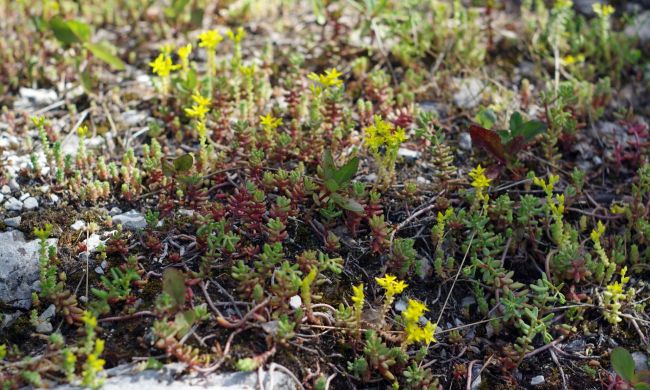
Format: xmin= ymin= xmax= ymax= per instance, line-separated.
xmin=331 ymin=193 xmax=365 ymax=213
xmin=164 ymin=0 xmax=191 ymax=20
xmin=509 ymin=111 xmax=524 ymax=133
xmin=49 ymin=16 xmax=79 ymax=46
xmin=635 ymin=383 xmax=650 ymax=390
xmin=163 ymin=269 xmax=186 ymax=309
xmin=320 ymin=150 xmax=335 ymax=180
xmin=162 ymin=160 xmax=176 ymax=177
xmin=144 ymin=357 xmax=164 ymax=370
xmin=333 ymin=156 xmax=359 ymax=185
xmin=612 ymin=347 xmax=636 ymax=382
xmin=84 ymin=42 xmax=125 ymax=70
xmin=173 ymin=154 xmax=194 ymax=173
xmin=475 ymin=107 xmax=497 ymax=130
xmin=81 ymin=69 xmax=93 ymax=93
xmin=324 ymin=178 xmax=339 ymax=193
xmin=518 ymin=120 xmax=547 ymax=141
xmin=66 ymin=19 xmax=92 ymax=42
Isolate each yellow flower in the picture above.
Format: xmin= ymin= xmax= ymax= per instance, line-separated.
xmin=351 ymin=283 xmax=365 ymax=307
xmin=554 ymin=0 xmax=573 ymax=10
xmin=403 ymin=299 xmax=428 ymax=323
xmin=593 ymin=3 xmax=614 ymax=17
xmin=562 ymin=54 xmax=585 ymax=66
xmin=185 ymin=92 xmax=211 ymax=119
xmin=363 ymin=116 xmax=407 ymax=153
xmin=469 ymin=164 xmax=492 ymax=191
xmin=421 ymin=321 xmax=437 ymax=344
xmin=607 ymin=281 xmax=623 ymax=295
xmin=149 ymin=53 xmax=180 ymax=77
xmin=185 ymin=104 xmax=209 ymax=119
xmin=178 ymin=44 xmax=192 ymax=62
xmin=405 ymin=322 xmax=424 ymax=344
xmin=198 ymin=30 xmax=223 ymax=50
xmin=191 ymin=92 xmax=211 ymax=108
xmin=260 ymin=113 xmax=283 ymax=131
xmin=375 ymin=274 xmax=408 ymax=296
xmin=308 ymin=68 xmax=344 ymax=88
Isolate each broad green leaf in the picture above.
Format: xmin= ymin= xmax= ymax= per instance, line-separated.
xmin=331 ymin=193 xmax=364 ymax=213
xmin=67 ymin=19 xmax=92 ymax=42
xmin=84 ymin=42 xmax=125 ymax=70
xmin=518 ymin=120 xmax=547 ymax=141
xmin=333 ymin=156 xmax=359 ymax=185
xmin=509 ymin=111 xmax=524 ymax=133
xmin=163 ymin=268 xmax=186 ymax=309
xmin=635 ymin=383 xmax=650 ymax=390
xmin=320 ymin=150 xmax=335 ymax=181
xmin=49 ymin=16 xmax=79 ymax=46
xmin=324 ymin=178 xmax=339 ymax=193
xmin=612 ymin=347 xmax=636 ymax=382
xmin=162 ymin=160 xmax=176 ymax=177
xmin=173 ymin=154 xmax=194 ymax=173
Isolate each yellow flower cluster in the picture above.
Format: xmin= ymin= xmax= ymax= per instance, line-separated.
xmin=364 ymin=116 xmax=407 ymax=153
xmin=351 ymin=283 xmax=365 ymax=307
xmin=592 ymin=3 xmax=615 ymax=17
xmin=403 ymin=299 xmax=437 ymax=345
xmin=178 ymin=43 xmax=192 ymax=70
xmin=562 ymin=54 xmax=585 ymax=66
xmin=469 ymin=164 xmax=491 ymax=202
xmin=260 ymin=113 xmax=283 ymax=131
xmin=603 ymin=267 xmax=632 ymax=324
xmin=198 ymin=30 xmax=223 ymax=50
xmin=149 ymin=50 xmax=180 ymax=77
xmin=308 ymin=68 xmax=344 ymax=88
xmin=375 ymin=274 xmax=408 ymax=298
xmin=185 ymin=92 xmax=211 ymax=120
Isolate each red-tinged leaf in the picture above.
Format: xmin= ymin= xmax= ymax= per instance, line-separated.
xmin=505 ymin=135 xmax=527 ymax=156
xmin=469 ymin=124 xmax=507 ymax=165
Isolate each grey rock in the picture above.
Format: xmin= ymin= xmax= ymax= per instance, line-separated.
xmin=632 ymin=352 xmax=648 ymax=372
xmin=35 ymin=321 xmax=53 ymax=333
xmin=71 ymin=220 xmax=86 ymax=231
xmin=398 ymin=148 xmax=420 ymax=161
xmin=8 ymin=179 xmax=20 ymax=192
xmin=0 ymin=230 xmax=57 ymax=309
xmin=626 ymin=11 xmax=650 ymax=44
xmin=395 ymin=298 xmax=407 ymax=312
xmin=112 ymin=210 xmax=147 ymax=230
xmin=121 ymin=110 xmax=148 ymax=126
xmin=53 ymin=363 xmax=298 ymax=390
xmin=1 ymin=185 xmax=10 ymax=194
xmin=15 ymin=87 xmax=58 ymax=109
xmin=50 ymin=194 xmax=60 ymax=203
xmin=531 ymin=375 xmax=545 ymax=386
xmin=470 ymin=363 xmax=482 ymax=390
xmin=459 ymin=132 xmax=473 ymax=151
xmin=40 ymin=304 xmax=56 ymax=321
xmin=19 ymin=192 xmax=30 ymax=201
xmin=0 ymin=193 xmax=3 ymax=203
xmin=1 ymin=310 xmax=22 ymax=329
xmin=4 ymin=216 xmax=21 ymax=228
xmin=110 ymin=207 xmax=123 ymax=216
xmin=453 ymin=78 xmax=484 ymax=109
xmin=462 ymin=296 xmax=476 ymax=308
xmin=80 ymin=234 xmax=103 ymax=260
xmin=416 ymin=176 xmax=431 ymax=184
xmin=573 ymin=0 xmax=596 ymax=15
xmin=418 ymin=101 xmax=442 ymax=117
xmin=24 ymin=197 xmax=39 ymax=210
xmin=4 ymin=197 xmax=23 ymax=211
